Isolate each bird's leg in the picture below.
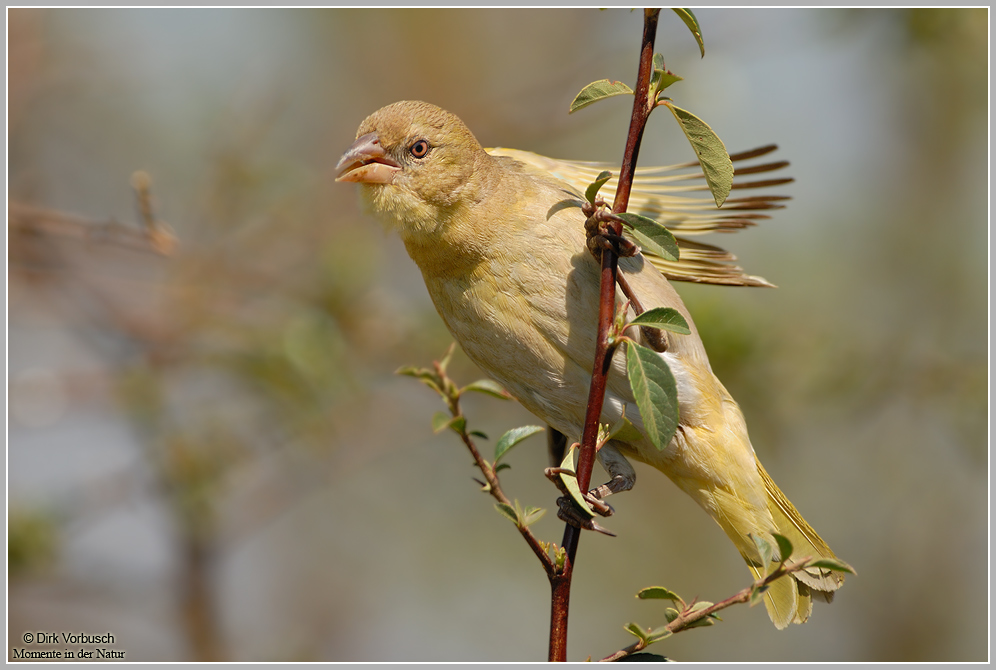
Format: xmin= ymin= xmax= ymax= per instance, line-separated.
xmin=590 ymin=442 xmax=637 ymax=504
xmin=544 ymin=442 xmax=636 ymax=536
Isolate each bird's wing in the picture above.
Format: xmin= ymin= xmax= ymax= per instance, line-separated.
xmin=486 ymin=146 xmax=792 ymax=287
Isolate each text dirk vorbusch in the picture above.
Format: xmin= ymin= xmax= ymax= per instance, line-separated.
xmin=25 ymin=632 xmax=114 ymax=645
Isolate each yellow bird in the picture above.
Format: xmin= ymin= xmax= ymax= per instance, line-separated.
xmin=336 ymin=100 xmax=845 ymax=629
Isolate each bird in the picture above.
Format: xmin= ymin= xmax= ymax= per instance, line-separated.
xmin=335 ymin=100 xmax=845 ymax=629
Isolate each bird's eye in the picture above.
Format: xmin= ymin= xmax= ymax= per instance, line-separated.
xmin=409 ymin=139 xmax=430 ymax=159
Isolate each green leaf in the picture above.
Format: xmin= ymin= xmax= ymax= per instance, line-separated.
xmin=657 ymin=72 xmax=684 ymax=92
xmin=623 ymin=622 xmax=650 ymax=644
xmin=431 ymin=412 xmax=465 ymax=435
xmin=661 ymin=102 xmax=734 ymax=207
xmin=664 ymin=608 xmax=680 ymax=624
xmin=637 ymin=586 xmax=683 ymax=604
xmin=462 ymin=379 xmax=511 ymax=400
xmin=569 ymin=79 xmax=634 ymax=113
xmin=749 ymin=583 xmax=769 ymax=606
xmin=606 ymin=415 xmax=644 ymax=443
xmin=684 ymin=601 xmax=718 ymax=628
xmin=807 ymin=557 xmax=857 ymax=575
xmin=431 ymin=411 xmax=451 ymax=434
xmin=397 ymin=366 xmax=444 ymax=396
xmin=470 ymin=430 xmax=489 ymax=439
xmin=629 ymin=307 xmax=691 ymax=335
xmin=649 ymin=53 xmax=665 ymax=99
xmin=772 ymin=533 xmax=794 ymax=564
xmin=585 ymin=170 xmax=613 ymax=205
xmin=672 ymin=8 xmax=705 ymax=57
xmin=646 ymin=626 xmax=673 ymax=644
xmin=554 ymin=544 xmax=567 ymax=571
xmin=494 ymin=462 xmax=512 ymax=474
xmin=494 ymin=425 xmax=545 ymax=464
xmin=686 ymin=617 xmax=717 ymax=629
xmin=596 ymin=422 xmax=612 ymax=446
xmin=649 ymin=52 xmax=683 ymax=97
xmin=751 ymin=533 xmax=774 ymax=569
xmin=616 ymin=212 xmax=679 ymax=261
xmin=558 ymin=445 xmax=595 ymax=518
xmin=494 ymin=503 xmax=519 ymax=525
xmin=521 ymin=506 xmax=547 ymax=527
xmin=625 ymin=342 xmax=679 ymax=451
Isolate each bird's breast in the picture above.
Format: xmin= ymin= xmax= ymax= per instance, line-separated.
xmin=420 ymin=228 xmax=604 ymax=434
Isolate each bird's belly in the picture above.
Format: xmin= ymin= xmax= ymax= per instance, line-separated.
xmin=424 ymin=256 xmax=600 ymax=435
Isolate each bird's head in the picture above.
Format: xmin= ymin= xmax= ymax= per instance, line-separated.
xmin=336 ymin=101 xmax=491 ymax=236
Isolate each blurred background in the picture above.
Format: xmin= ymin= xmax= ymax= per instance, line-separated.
xmin=7 ymin=8 xmax=988 ymax=662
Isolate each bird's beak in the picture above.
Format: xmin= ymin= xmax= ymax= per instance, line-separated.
xmin=335 ymin=133 xmax=402 ymax=184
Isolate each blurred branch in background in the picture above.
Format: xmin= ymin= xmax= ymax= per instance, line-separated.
xmin=10 ymin=200 xmax=175 ymax=256
xmin=8 ymin=96 xmax=445 ymax=659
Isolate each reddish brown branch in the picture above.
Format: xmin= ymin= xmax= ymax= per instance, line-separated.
xmin=548 ymin=9 xmax=661 ymax=663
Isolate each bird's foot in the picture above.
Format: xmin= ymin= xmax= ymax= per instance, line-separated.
xmin=544 ymin=466 xmax=618 ymax=536
xmin=555 ymin=495 xmax=617 ymax=536
xmin=582 ymin=199 xmax=639 ymax=261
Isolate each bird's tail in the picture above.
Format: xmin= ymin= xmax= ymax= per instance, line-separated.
xmin=742 ymin=456 xmax=845 ymax=629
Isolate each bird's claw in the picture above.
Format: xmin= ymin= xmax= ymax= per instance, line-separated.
xmin=544 ymin=465 xmax=617 ymax=536
xmin=583 ymin=204 xmax=637 ymax=260
xmin=555 ymin=496 xmax=617 ymax=536
xmin=589 ymin=231 xmax=638 ymax=258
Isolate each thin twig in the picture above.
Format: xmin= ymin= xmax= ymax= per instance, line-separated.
xmin=599 ymin=559 xmax=814 ymax=662
xmin=452 ymin=405 xmax=556 ymax=572
xmin=412 ymin=357 xmax=557 ymax=574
